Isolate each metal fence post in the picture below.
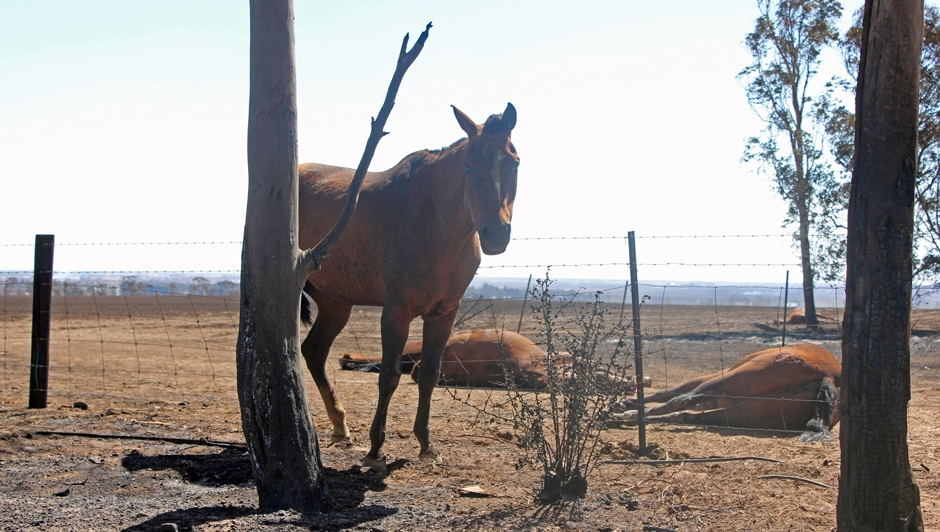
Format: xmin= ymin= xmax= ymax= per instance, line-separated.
xmin=29 ymin=234 xmax=54 ymax=408
xmin=628 ymin=231 xmax=646 ymax=453
xmin=782 ymin=270 xmax=789 ymax=347
xmin=619 ymin=278 xmax=629 ymax=326
xmin=516 ymin=274 xmax=532 ymax=334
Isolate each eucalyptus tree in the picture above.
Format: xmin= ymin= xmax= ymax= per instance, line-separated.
xmin=739 ymin=0 xmax=844 ymax=325
xmin=835 ymin=6 xmax=940 ymax=288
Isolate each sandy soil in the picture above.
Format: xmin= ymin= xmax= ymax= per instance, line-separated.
xmin=0 ymin=295 xmax=938 ymax=531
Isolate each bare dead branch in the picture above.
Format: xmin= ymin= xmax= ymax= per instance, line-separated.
xmin=34 ymin=430 xmax=247 ymax=451
xmin=448 ymin=433 xmax=514 ymax=444
xmin=755 ymin=474 xmax=834 ymax=489
xmin=670 ymin=504 xmax=745 ymax=513
xmin=600 ymin=455 xmax=782 ymax=465
xmin=299 ymin=22 xmax=433 ymax=276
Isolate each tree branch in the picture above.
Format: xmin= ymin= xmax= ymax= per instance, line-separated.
xmin=298 ymin=22 xmax=432 ymax=277
xmin=756 ymin=474 xmax=834 ymax=489
xmin=35 ymin=430 xmax=247 ymax=451
xmin=600 ymin=455 xmax=782 ymax=465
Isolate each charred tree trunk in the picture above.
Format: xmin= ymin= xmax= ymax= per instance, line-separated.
xmin=238 ymin=0 xmax=330 ymax=512
xmin=839 ymin=0 xmax=925 ymax=530
xmin=238 ymin=0 xmax=429 ymax=512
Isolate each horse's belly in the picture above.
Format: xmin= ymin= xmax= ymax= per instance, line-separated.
xmin=300 ymin=195 xmax=389 ymax=306
xmin=309 ymin=247 xmax=386 ymax=307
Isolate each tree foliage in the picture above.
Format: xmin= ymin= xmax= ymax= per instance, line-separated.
xmin=829 ymin=6 xmax=940 ymax=287
xmin=739 ymin=0 xmax=845 ymax=323
xmin=911 ymin=7 xmax=940 ymax=284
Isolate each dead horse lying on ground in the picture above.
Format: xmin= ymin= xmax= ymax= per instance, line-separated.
xmin=341 ymin=328 xmax=649 ymax=393
xmin=299 ymin=104 xmax=519 ymax=471
xmin=627 ymin=343 xmax=841 ymax=437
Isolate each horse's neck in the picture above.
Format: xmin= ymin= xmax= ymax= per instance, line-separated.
xmin=411 ymin=141 xmax=476 ymax=243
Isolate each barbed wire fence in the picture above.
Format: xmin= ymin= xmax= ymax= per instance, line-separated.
xmin=2 ymin=235 xmax=939 ymax=449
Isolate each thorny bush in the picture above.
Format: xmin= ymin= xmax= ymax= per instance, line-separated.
xmin=459 ymin=273 xmax=638 ymax=502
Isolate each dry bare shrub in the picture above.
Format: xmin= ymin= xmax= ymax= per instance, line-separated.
xmin=500 ymin=273 xmax=636 ymax=501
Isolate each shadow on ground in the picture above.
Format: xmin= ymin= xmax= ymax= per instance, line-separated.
xmin=123 ymin=505 xmax=257 ymax=532
xmin=122 ymin=447 xmax=253 ymax=487
xmin=123 ymin=503 xmax=399 ymax=532
xmin=121 ymin=449 xmax=397 ymax=530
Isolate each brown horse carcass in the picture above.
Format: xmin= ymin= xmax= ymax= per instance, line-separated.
xmin=412 ymin=329 xmax=557 ymax=388
xmin=298 ymin=104 xmax=519 ymax=470
xmin=340 ymin=329 xmax=550 ymax=386
xmin=339 ymin=329 xmax=644 ymax=393
xmin=633 ymin=343 xmax=841 ymax=436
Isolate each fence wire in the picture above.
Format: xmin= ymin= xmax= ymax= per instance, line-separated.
xmin=1 ymin=238 xmax=939 ymax=446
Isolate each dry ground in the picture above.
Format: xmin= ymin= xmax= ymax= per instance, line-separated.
xmin=0 ymin=295 xmax=938 ymax=531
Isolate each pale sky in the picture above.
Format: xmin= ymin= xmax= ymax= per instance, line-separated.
xmin=0 ymin=1 xmax=867 ymax=283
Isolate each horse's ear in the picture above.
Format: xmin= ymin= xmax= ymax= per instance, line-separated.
xmin=452 ymin=105 xmax=478 ymax=138
xmin=502 ymin=103 xmax=516 ymax=131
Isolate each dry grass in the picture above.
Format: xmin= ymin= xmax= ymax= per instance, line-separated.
xmin=0 ymin=295 xmax=938 ymax=530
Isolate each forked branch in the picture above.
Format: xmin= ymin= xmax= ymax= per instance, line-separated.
xmin=299 ymin=22 xmax=433 ymax=276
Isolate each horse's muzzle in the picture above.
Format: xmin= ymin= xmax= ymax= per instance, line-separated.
xmin=479 ymin=223 xmax=511 ymax=255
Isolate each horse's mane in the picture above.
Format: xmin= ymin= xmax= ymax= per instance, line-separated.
xmin=428 ymin=137 xmax=467 ymax=155
xmin=383 ymin=138 xmax=464 ymax=177
xmin=421 ymin=110 xmax=509 ymax=156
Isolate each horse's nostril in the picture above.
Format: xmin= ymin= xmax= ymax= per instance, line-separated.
xmin=481 ymin=226 xmax=490 ymax=239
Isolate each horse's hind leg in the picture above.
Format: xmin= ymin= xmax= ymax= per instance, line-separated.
xmin=300 ymin=289 xmax=353 ymax=442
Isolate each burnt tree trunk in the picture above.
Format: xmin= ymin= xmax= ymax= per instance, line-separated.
xmin=238 ymin=0 xmax=330 ymax=512
xmin=839 ymin=0 xmax=925 ymax=530
xmin=237 ymin=0 xmax=429 ymax=512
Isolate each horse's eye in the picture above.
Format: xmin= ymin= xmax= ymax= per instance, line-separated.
xmin=464 ymin=164 xmax=475 ymax=174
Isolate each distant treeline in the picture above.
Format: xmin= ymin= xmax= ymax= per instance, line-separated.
xmin=1 ymin=275 xmax=239 ymax=297
xmin=0 ymin=276 xmax=806 ymax=305
xmin=462 ymin=283 xmax=527 ymax=299
xmin=5 ymin=274 xmax=935 ymax=308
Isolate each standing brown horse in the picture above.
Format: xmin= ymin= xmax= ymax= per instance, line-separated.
xmin=298 ymin=103 xmax=519 ymax=470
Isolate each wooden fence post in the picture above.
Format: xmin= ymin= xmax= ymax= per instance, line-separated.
xmin=29 ymin=234 xmax=54 ymax=409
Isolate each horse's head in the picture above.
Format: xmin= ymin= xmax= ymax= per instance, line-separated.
xmin=452 ymin=103 xmax=519 ymax=255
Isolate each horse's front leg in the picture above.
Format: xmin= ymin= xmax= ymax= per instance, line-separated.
xmin=363 ymin=304 xmax=412 ymax=472
xmin=414 ymin=306 xmax=459 ymax=460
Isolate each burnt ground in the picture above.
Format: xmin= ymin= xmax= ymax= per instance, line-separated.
xmin=0 ymin=297 xmax=938 ymax=531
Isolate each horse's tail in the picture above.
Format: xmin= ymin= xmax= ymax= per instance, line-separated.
xmin=301 ymin=280 xmax=315 ymax=326
xmin=799 ymin=377 xmax=839 ymax=442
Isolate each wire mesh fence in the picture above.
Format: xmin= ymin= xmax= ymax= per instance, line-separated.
xmin=2 ymin=236 xmax=939 ymax=447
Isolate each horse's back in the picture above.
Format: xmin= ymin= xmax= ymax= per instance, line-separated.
xmin=298 ymin=162 xmax=393 ymax=305
xmin=444 ymin=330 xmax=549 ymax=385
xmin=692 ymin=343 xmax=840 ymax=398
xmin=298 ymin=163 xmax=379 ymax=242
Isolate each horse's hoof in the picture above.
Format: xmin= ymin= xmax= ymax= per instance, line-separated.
xmin=418 ymin=450 xmax=442 ymax=463
xmin=362 ymin=455 xmax=387 ymax=472
xmin=330 ymin=433 xmax=351 ymax=444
